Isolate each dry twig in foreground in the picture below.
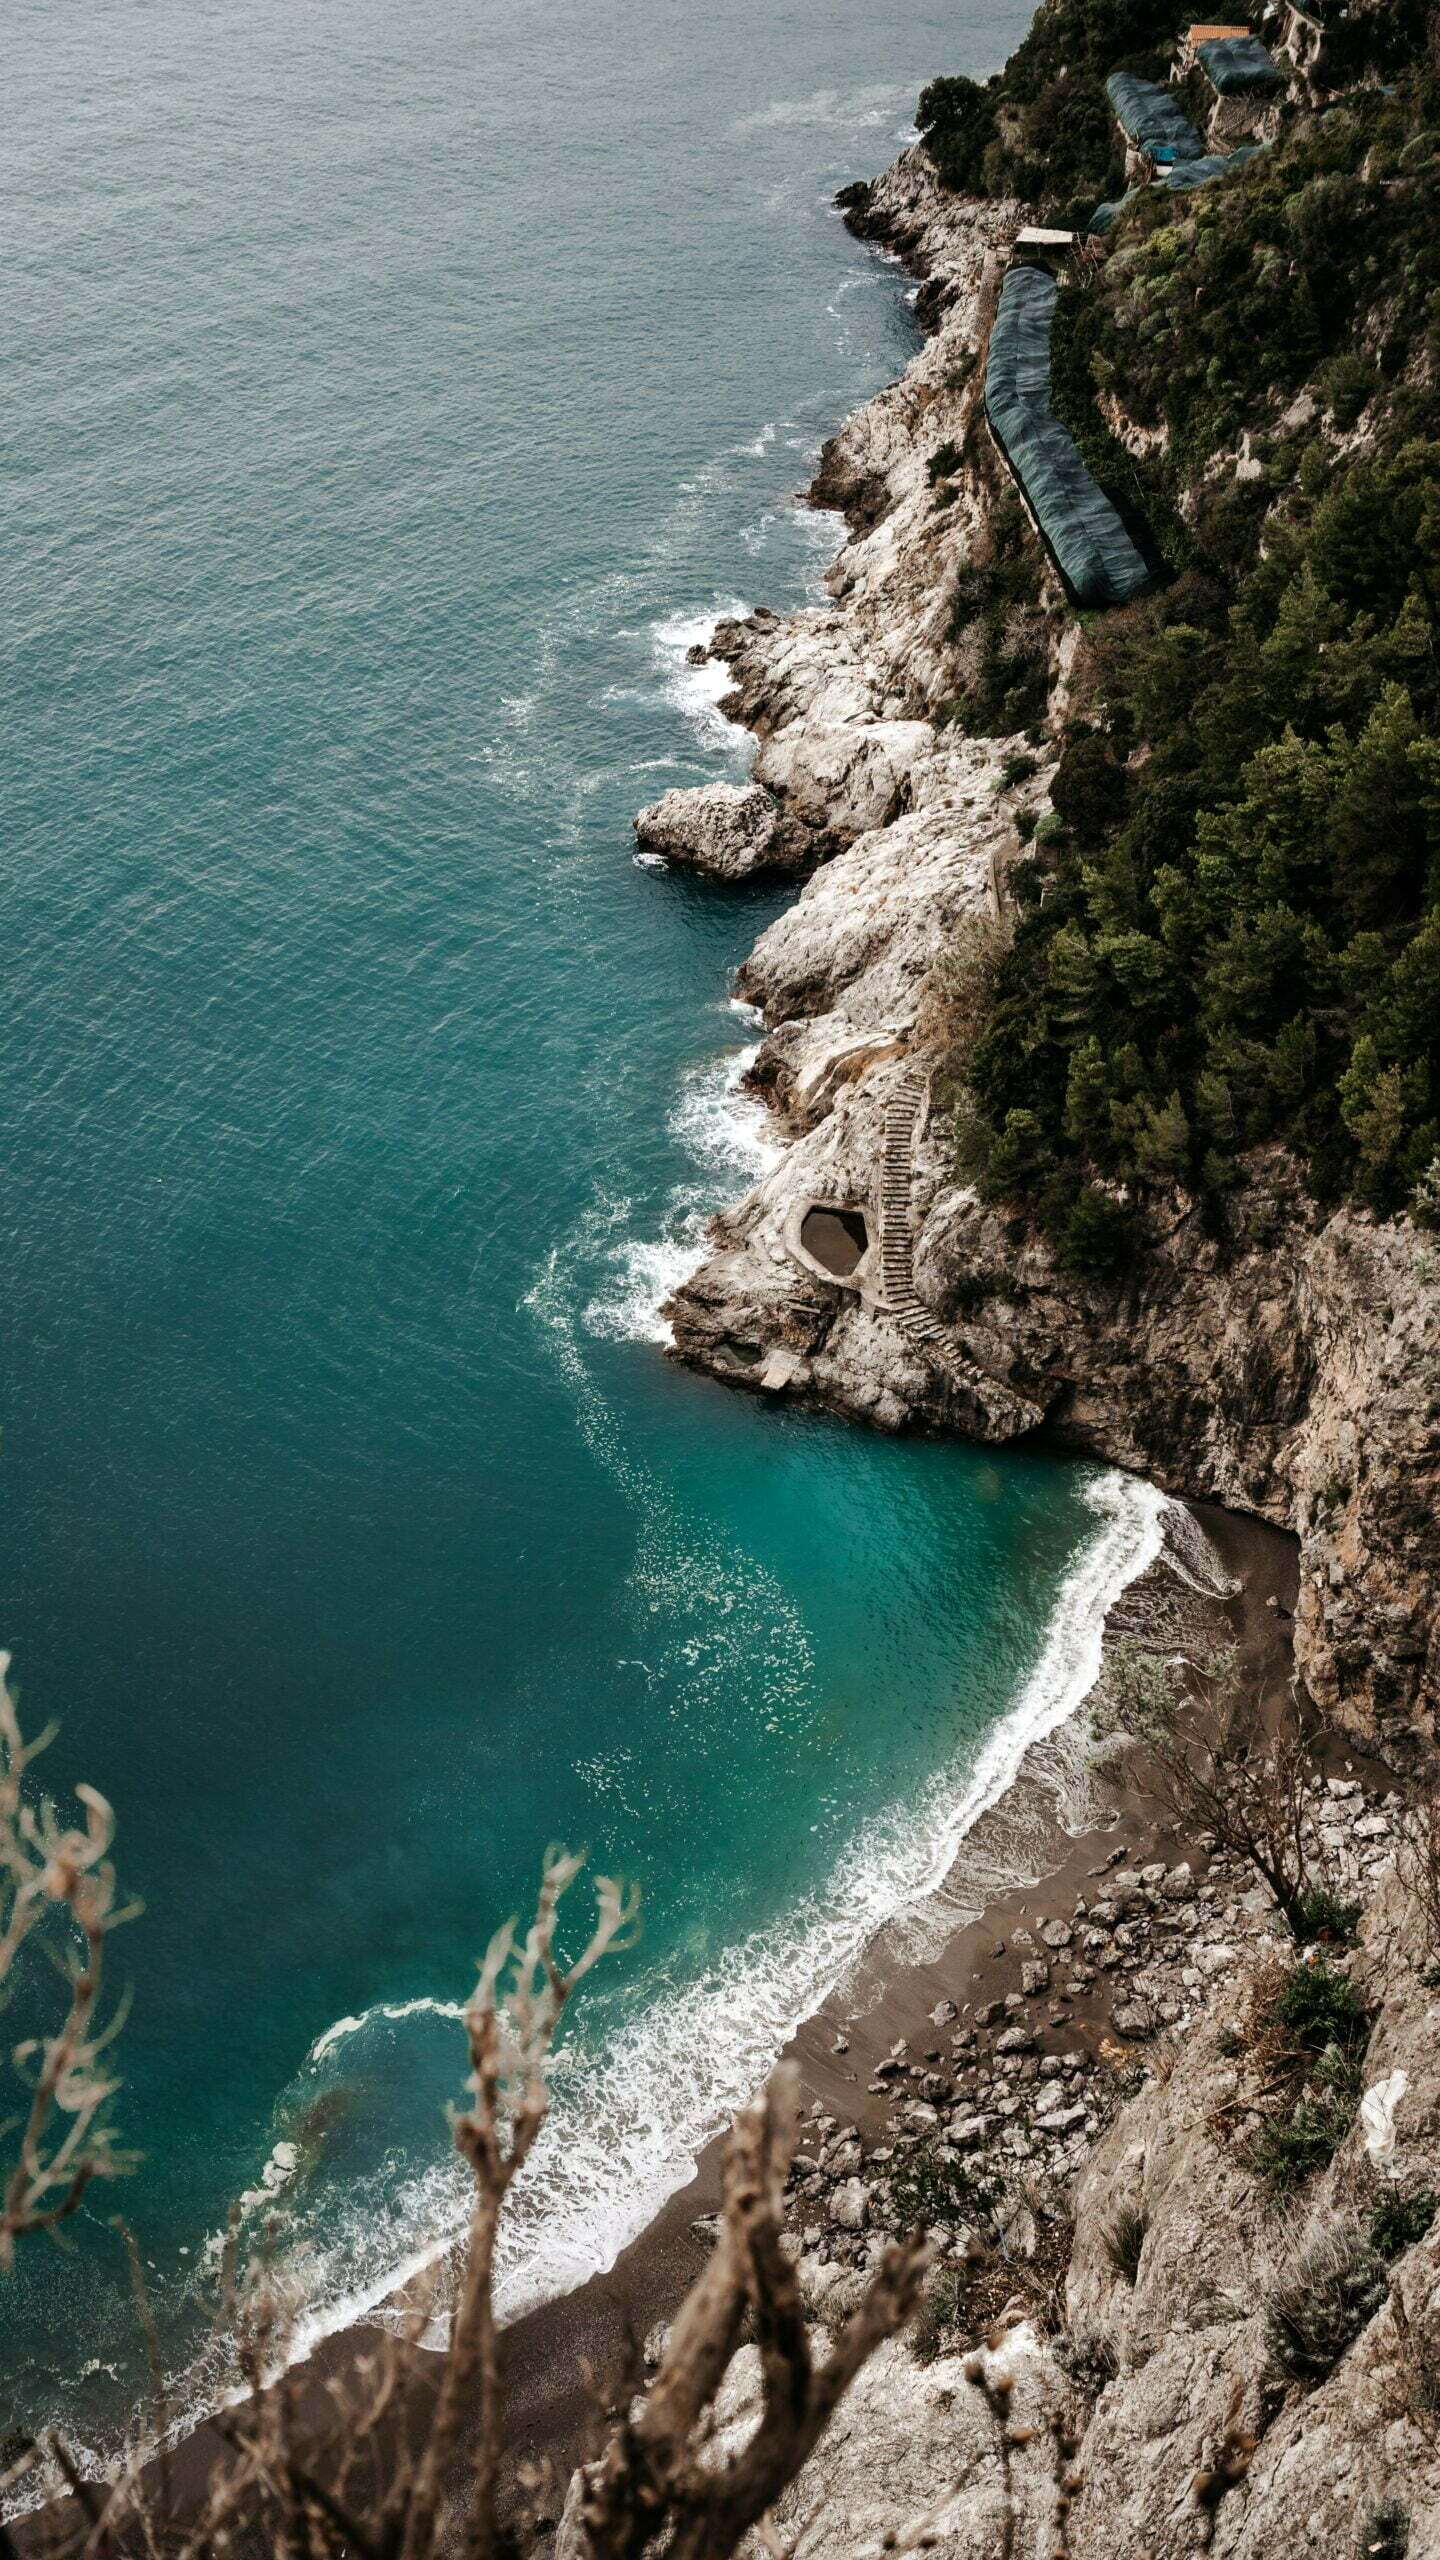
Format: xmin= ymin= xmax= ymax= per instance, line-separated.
xmin=0 ymin=1653 xmax=137 ymax=2267
xmin=6 ymin=1851 xmax=929 ymax=2560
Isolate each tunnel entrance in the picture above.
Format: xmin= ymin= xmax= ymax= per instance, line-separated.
xmin=799 ymin=1204 xmax=870 ymax=1279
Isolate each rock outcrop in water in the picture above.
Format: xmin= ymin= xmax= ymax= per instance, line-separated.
xmin=633 ymin=779 xmax=788 ymax=880
xmin=645 ymin=142 xmax=1439 ymax=1763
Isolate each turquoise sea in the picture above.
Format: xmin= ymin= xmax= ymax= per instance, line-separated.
xmin=2 ymin=0 xmax=1163 ymax=2469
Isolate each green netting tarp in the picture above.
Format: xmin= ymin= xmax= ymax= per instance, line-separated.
xmin=984 ymin=265 xmax=1155 ymax=609
xmin=1087 ymin=142 xmax=1266 ymax=233
xmin=1196 ymin=33 xmax=1283 ymax=91
xmin=1104 ymin=72 xmax=1205 ymax=158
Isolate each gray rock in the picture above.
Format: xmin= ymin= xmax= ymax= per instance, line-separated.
xmin=1036 ymin=2101 xmax=1087 ymax=2136
xmin=829 ymin=2177 xmax=868 ymax=2231
xmin=633 ymin=780 xmax=785 ymax=879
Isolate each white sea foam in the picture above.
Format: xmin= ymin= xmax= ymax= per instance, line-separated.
xmin=508 ymin=1484 xmax=1168 ymax=2320
xmin=730 ymin=84 xmax=914 ymax=136
xmin=582 ymin=1041 xmax=778 ymax=1346
xmin=583 ymin=1219 xmax=711 ymax=1347
xmin=310 ymin=1995 xmax=467 ymax=2066
xmin=669 ymin=1041 xmax=780 ymax=1180
xmin=649 ymin=604 xmax=751 ymax=756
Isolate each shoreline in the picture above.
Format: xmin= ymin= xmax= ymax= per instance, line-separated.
xmin=79 ymin=140 xmax=1313 ymax=2532
xmin=119 ymin=1457 xmax=1198 ymax=2529
xmin=29 ymin=97 xmax=1415 ymax=2549
xmin=490 ymin=1492 xmax=1297 ymax=2516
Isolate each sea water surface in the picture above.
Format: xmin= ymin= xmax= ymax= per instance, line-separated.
xmin=3 ymin=0 xmax=1160 ymax=2465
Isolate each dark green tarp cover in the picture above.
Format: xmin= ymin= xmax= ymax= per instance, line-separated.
xmin=984 ymin=265 xmax=1155 ymax=608
xmin=1087 ymin=142 xmax=1266 ymax=233
xmin=1104 ymin=72 xmax=1204 ymax=158
xmin=1196 ymin=32 xmax=1283 ymax=90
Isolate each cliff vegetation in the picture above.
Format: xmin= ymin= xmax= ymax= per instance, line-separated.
xmin=930 ymin=27 xmax=1440 ymax=1279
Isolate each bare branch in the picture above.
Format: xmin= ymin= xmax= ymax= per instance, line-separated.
xmin=0 ymin=1656 xmax=138 ymax=2267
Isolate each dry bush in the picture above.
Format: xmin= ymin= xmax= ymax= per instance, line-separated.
xmin=1098 ymin=2201 xmax=1147 ymax=2286
xmin=0 ymin=1653 xmax=139 ymax=2265
xmin=1210 ymin=1952 xmax=1370 ymax=2190
xmin=1147 ymin=1678 xmax=1340 ymax=1943
xmin=918 ymin=911 xmax=1013 ymax=1105
xmin=2 ymin=1819 xmax=934 ymax=2560
xmin=1263 ymin=2215 xmax=1389 ymax=2384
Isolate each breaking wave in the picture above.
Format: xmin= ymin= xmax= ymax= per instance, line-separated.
xmin=227 ymin=1463 xmax=1172 ymax=2364
xmin=581 ymin=1036 xmax=780 ymax=1345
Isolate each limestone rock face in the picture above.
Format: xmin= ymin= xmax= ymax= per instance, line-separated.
xmin=673 ymin=1869 xmax=1440 ymax=2560
xmin=749 ymin=718 xmax=930 ymax=858
xmin=737 ymin=747 xmax=1015 ymax=1029
xmin=1062 ymin=1868 xmax=1440 ymax=2559
xmin=708 ymin=2328 xmax=1067 ymax=2560
xmin=632 ymin=781 xmax=787 ymax=879
xmin=650 ymin=145 xmax=1440 ymax=1751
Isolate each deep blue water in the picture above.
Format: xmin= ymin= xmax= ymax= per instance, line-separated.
xmin=1 ymin=0 xmax=1160 ymax=2462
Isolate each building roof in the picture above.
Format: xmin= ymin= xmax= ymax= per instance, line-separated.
xmin=1087 ymin=142 xmax=1266 ymax=233
xmin=1015 ymin=226 xmax=1076 ymax=248
xmin=1195 ymin=31 xmax=1284 ymax=89
xmin=1104 ymin=71 xmax=1206 ymax=158
xmin=984 ymin=265 xmax=1156 ymax=610
xmin=1186 ymin=23 xmax=1251 ymax=39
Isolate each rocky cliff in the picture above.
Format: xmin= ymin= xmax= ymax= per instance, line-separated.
xmin=705 ymin=1787 xmax=1440 ymax=2559
xmin=642 ymin=144 xmax=1440 ymax=1760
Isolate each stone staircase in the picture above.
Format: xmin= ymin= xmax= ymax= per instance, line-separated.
xmin=877 ymin=1070 xmax=1043 ymax=1435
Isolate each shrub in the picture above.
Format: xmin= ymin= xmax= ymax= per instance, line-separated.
xmin=1272 ymin=1959 xmax=1369 ymax=2058
xmin=1369 ymin=2187 xmax=1438 ymax=2260
xmin=1058 ymin=1185 xmax=1132 ymax=1281
xmin=1245 ymin=1961 xmax=1370 ymax=2187
xmin=1247 ymin=2081 xmax=1359 ymax=2188
xmin=886 ymin=2148 xmax=997 ymax=2235
xmin=1321 ymin=351 xmax=1380 ymax=431
xmin=1049 ymin=731 xmax=1128 ymax=844
xmin=1264 ymin=2218 xmax=1390 ymax=2382
xmin=1099 ymin=2198 xmax=1148 ymax=2283
xmin=909 ymin=2265 xmax=972 ymax=2365
xmin=1293 ymin=1883 xmax=1362 ymax=1944
xmin=917 ymin=74 xmax=998 ymax=195
xmin=1360 ymin=2500 xmax=1411 ymax=2558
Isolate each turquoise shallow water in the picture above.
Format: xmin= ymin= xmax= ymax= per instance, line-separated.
xmin=2 ymin=0 xmax=1161 ymax=2464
